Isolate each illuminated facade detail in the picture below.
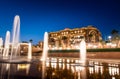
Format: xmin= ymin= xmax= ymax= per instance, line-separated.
xmin=48 ymin=25 xmax=102 ymax=49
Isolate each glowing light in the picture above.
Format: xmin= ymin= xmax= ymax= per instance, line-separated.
xmin=17 ymin=64 xmax=29 ymax=70
xmin=111 ymin=44 xmax=117 ymax=47
xmin=75 ymin=46 xmax=79 ymax=49
xmin=51 ymin=62 xmax=57 ymax=68
xmin=67 ymin=47 xmax=70 ymax=50
xmin=46 ymin=62 xmax=49 ymax=67
xmin=67 ymin=59 xmax=70 ymax=63
xmin=89 ymin=67 xmax=94 ymax=74
xmin=108 ymin=36 xmax=111 ymax=39
xmin=59 ymin=47 xmax=62 ymax=50
xmin=67 ymin=64 xmax=69 ymax=69
xmin=59 ymin=63 xmax=62 ymax=68
xmin=112 ymin=77 xmax=115 ymax=79
xmin=93 ymin=45 xmax=97 ymax=48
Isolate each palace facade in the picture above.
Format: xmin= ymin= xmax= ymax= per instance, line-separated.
xmin=48 ymin=25 xmax=102 ymax=49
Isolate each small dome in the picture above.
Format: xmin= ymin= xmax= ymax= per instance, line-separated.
xmin=64 ymin=28 xmax=70 ymax=30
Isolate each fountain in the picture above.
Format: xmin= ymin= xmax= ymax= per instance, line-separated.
xmin=40 ymin=32 xmax=48 ymax=78
xmin=3 ymin=31 xmax=10 ymax=57
xmin=0 ymin=38 xmax=3 ymax=47
xmin=11 ymin=15 xmax=20 ymax=58
xmin=0 ymin=38 xmax=3 ymax=54
xmin=41 ymin=32 xmax=48 ymax=61
xmin=0 ymin=15 xmax=33 ymax=63
xmin=28 ymin=42 xmax=32 ymax=59
xmin=80 ymin=39 xmax=86 ymax=65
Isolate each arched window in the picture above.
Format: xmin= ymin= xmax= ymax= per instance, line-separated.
xmin=88 ymin=30 xmax=97 ymax=42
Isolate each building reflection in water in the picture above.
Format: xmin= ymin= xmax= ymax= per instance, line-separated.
xmin=0 ymin=58 xmax=119 ymax=79
xmin=42 ymin=61 xmax=46 ymax=79
xmin=0 ymin=63 xmax=18 ymax=79
xmin=46 ymin=58 xmax=86 ymax=79
xmin=17 ymin=64 xmax=31 ymax=75
xmin=45 ymin=58 xmax=120 ymax=79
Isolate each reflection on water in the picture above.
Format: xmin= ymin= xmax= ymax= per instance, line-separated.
xmin=17 ymin=64 xmax=31 ymax=75
xmin=0 ymin=58 xmax=120 ymax=79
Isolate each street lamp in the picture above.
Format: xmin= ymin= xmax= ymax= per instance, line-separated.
xmin=108 ymin=36 xmax=111 ymax=40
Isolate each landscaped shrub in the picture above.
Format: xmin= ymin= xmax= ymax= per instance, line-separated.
xmin=48 ymin=48 xmax=120 ymax=53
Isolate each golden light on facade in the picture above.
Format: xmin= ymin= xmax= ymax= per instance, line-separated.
xmin=48 ymin=25 xmax=102 ymax=49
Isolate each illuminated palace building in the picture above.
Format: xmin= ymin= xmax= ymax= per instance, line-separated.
xmin=48 ymin=25 xmax=102 ymax=49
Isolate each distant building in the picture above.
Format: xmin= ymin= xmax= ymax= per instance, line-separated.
xmin=48 ymin=25 xmax=102 ymax=49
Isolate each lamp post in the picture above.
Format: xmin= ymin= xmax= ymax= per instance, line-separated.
xmin=108 ymin=36 xmax=112 ymax=48
xmin=108 ymin=36 xmax=111 ymax=41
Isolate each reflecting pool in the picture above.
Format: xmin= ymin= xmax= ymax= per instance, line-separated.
xmin=0 ymin=58 xmax=120 ymax=79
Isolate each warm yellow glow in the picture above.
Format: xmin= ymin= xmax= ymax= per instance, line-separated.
xmin=59 ymin=58 xmax=62 ymax=62
xmin=67 ymin=59 xmax=70 ymax=63
xmin=59 ymin=47 xmax=62 ymax=50
xmin=67 ymin=47 xmax=70 ymax=50
xmin=17 ymin=64 xmax=29 ymax=70
xmin=59 ymin=63 xmax=62 ymax=68
xmin=67 ymin=64 xmax=69 ymax=69
xmin=51 ymin=62 xmax=57 ymax=68
xmin=46 ymin=62 xmax=49 ymax=67
xmin=89 ymin=67 xmax=94 ymax=74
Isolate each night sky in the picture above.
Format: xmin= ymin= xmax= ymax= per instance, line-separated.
xmin=0 ymin=0 xmax=120 ymax=44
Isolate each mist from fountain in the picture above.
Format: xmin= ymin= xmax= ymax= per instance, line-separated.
xmin=80 ymin=39 xmax=86 ymax=65
xmin=41 ymin=32 xmax=48 ymax=61
xmin=11 ymin=15 xmax=20 ymax=58
xmin=3 ymin=31 xmax=10 ymax=57
xmin=0 ymin=38 xmax=3 ymax=47
xmin=28 ymin=43 xmax=32 ymax=59
xmin=0 ymin=38 xmax=3 ymax=54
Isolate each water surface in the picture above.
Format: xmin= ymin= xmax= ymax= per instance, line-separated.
xmin=0 ymin=58 xmax=119 ymax=79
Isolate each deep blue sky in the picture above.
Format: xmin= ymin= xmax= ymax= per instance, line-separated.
xmin=0 ymin=0 xmax=120 ymax=44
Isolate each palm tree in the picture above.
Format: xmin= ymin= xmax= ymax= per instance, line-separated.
xmin=29 ymin=39 xmax=33 ymax=43
xmin=111 ymin=29 xmax=119 ymax=41
xmin=111 ymin=29 xmax=119 ymax=35
xmin=111 ymin=29 xmax=120 ymax=47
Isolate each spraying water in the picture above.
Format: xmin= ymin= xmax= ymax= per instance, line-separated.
xmin=41 ymin=32 xmax=48 ymax=61
xmin=0 ymin=38 xmax=3 ymax=54
xmin=80 ymin=39 xmax=86 ymax=65
xmin=11 ymin=15 xmax=20 ymax=57
xmin=3 ymin=31 xmax=10 ymax=57
xmin=0 ymin=38 xmax=3 ymax=47
xmin=0 ymin=15 xmax=33 ymax=63
xmin=28 ymin=43 xmax=32 ymax=59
